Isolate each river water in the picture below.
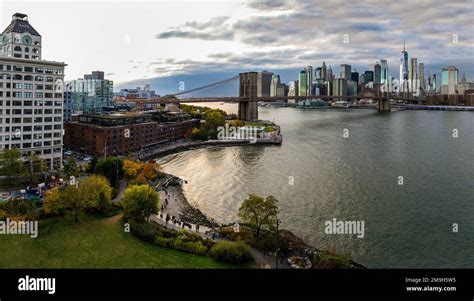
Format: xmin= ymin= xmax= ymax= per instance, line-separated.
xmin=156 ymin=103 xmax=473 ymax=268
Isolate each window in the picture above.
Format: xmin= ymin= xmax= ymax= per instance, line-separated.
xmin=24 ymin=66 xmax=33 ymax=72
xmin=14 ymin=66 xmax=22 ymax=72
xmin=13 ymin=83 xmax=22 ymax=89
xmin=35 ymin=67 xmax=44 ymax=73
xmin=14 ymin=46 xmax=22 ymax=51
xmin=24 ymin=47 xmax=29 ymax=53
xmin=24 ymin=75 xmax=33 ymax=81
xmin=35 ymin=76 xmax=43 ymax=81
xmin=35 ymin=92 xmax=43 ymax=98
xmin=13 ymin=74 xmax=22 ymax=80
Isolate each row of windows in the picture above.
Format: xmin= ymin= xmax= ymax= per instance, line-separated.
xmin=0 ymin=74 xmax=61 ymax=82
xmin=1 ymin=83 xmax=53 ymax=90
xmin=0 ymin=108 xmax=62 ymax=114
xmin=0 ymin=116 xmax=62 ymax=122
xmin=0 ymin=124 xmax=62 ymax=131
xmin=0 ymin=100 xmax=62 ymax=106
xmin=0 ymin=64 xmax=62 ymax=75
xmin=0 ymin=91 xmax=63 ymax=98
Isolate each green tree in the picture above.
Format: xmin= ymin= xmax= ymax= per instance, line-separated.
xmin=87 ymin=156 xmax=99 ymax=173
xmin=94 ymin=156 xmax=124 ymax=188
xmin=0 ymin=149 xmax=23 ymax=182
xmin=121 ymin=185 xmax=159 ymax=223
xmin=238 ymin=194 xmax=279 ymax=239
xmin=204 ymin=110 xmax=226 ymax=139
xmin=64 ymin=157 xmax=80 ymax=178
xmin=79 ymin=175 xmax=113 ymax=213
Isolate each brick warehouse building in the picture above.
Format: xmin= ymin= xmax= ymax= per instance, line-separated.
xmin=64 ymin=112 xmax=200 ymax=157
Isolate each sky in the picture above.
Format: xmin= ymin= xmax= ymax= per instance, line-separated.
xmin=1 ymin=0 xmax=473 ymax=93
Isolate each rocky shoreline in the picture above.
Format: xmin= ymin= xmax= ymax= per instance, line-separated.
xmin=155 ymin=172 xmax=367 ymax=269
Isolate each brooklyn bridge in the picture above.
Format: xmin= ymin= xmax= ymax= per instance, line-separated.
xmin=132 ymin=72 xmax=446 ymax=121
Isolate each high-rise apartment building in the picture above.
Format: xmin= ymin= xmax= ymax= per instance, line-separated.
xmin=441 ymin=66 xmax=458 ymax=95
xmin=380 ymin=59 xmax=389 ymax=84
xmin=374 ymin=62 xmax=381 ymax=85
xmin=409 ymin=58 xmax=418 ymax=93
xmin=270 ymin=74 xmax=280 ymax=97
xmin=67 ymin=71 xmax=113 ymax=114
xmin=321 ymin=61 xmax=327 ymax=81
xmin=257 ymin=71 xmax=273 ymax=97
xmin=306 ymin=66 xmax=313 ymax=96
xmin=418 ymin=63 xmax=425 ymax=91
xmin=340 ymin=64 xmax=351 ymax=80
xmin=0 ymin=13 xmax=66 ymax=169
xmin=298 ymin=70 xmax=307 ymax=97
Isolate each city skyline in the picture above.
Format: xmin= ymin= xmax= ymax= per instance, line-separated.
xmin=1 ymin=0 xmax=473 ymax=86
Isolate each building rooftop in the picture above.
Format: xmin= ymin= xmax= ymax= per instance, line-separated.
xmin=1 ymin=13 xmax=41 ymax=37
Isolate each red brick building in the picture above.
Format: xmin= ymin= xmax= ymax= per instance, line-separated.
xmin=64 ymin=113 xmax=200 ymax=157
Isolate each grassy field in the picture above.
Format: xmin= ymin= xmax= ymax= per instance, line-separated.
xmin=0 ymin=215 xmax=235 ymax=268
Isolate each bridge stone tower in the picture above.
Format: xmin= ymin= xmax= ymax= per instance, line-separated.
xmin=377 ymin=92 xmax=391 ymax=112
xmin=238 ymin=72 xmax=258 ymax=121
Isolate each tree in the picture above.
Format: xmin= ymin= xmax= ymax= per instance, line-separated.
xmin=121 ymin=185 xmax=159 ymax=223
xmin=86 ymin=156 xmax=99 ymax=173
xmin=190 ymin=127 xmax=207 ymax=141
xmin=123 ymin=158 xmax=142 ymax=180
xmin=204 ymin=110 xmax=226 ymax=138
xmin=238 ymin=194 xmax=279 ymax=239
xmin=43 ymin=186 xmax=84 ymax=223
xmin=141 ymin=161 xmax=160 ymax=181
xmin=0 ymin=149 xmax=23 ymax=181
xmin=94 ymin=156 xmax=124 ymax=188
xmin=64 ymin=157 xmax=79 ymax=178
xmin=79 ymin=175 xmax=113 ymax=213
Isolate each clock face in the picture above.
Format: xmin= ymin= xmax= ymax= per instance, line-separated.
xmin=22 ymin=35 xmax=32 ymax=45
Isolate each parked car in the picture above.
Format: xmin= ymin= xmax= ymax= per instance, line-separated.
xmin=83 ymin=157 xmax=91 ymax=161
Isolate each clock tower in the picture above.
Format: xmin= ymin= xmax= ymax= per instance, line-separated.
xmin=0 ymin=13 xmax=42 ymax=60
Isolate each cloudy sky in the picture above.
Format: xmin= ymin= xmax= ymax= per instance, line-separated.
xmin=1 ymin=0 xmax=473 ymax=90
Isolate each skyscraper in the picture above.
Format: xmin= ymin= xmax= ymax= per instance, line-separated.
xmin=400 ymin=41 xmax=409 ymax=92
xmin=68 ymin=71 xmax=114 ymax=114
xmin=374 ymin=62 xmax=381 ymax=85
xmin=418 ymin=63 xmax=425 ymax=91
xmin=257 ymin=71 xmax=273 ymax=97
xmin=364 ymin=70 xmax=374 ymax=82
xmin=306 ymin=66 xmax=313 ymax=96
xmin=441 ymin=66 xmax=458 ymax=95
xmin=298 ymin=70 xmax=307 ymax=97
xmin=340 ymin=64 xmax=351 ymax=80
xmin=321 ymin=61 xmax=327 ymax=81
xmin=270 ymin=74 xmax=280 ymax=97
xmin=327 ymin=65 xmax=333 ymax=81
xmin=380 ymin=59 xmax=389 ymax=84
xmin=0 ymin=13 xmax=66 ymax=169
xmin=315 ymin=67 xmax=322 ymax=80
xmin=409 ymin=58 xmax=418 ymax=93
xmin=351 ymin=71 xmax=359 ymax=82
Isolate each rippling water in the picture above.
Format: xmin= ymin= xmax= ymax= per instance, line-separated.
xmin=157 ymin=104 xmax=474 ymax=268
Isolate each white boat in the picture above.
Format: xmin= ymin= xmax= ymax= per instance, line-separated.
xmin=332 ymin=101 xmax=349 ymax=108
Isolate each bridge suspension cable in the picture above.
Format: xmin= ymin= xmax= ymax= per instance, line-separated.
xmin=172 ymin=75 xmax=239 ymax=97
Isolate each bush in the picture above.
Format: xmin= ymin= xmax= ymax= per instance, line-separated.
xmin=209 ymin=241 xmax=253 ymax=264
xmin=129 ymin=221 xmax=157 ymax=242
xmin=172 ymin=239 xmax=208 ymax=256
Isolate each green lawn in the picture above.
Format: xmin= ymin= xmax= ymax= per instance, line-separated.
xmin=0 ymin=215 xmax=235 ymax=268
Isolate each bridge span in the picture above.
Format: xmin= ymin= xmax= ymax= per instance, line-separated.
xmin=133 ymin=72 xmax=427 ymax=121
